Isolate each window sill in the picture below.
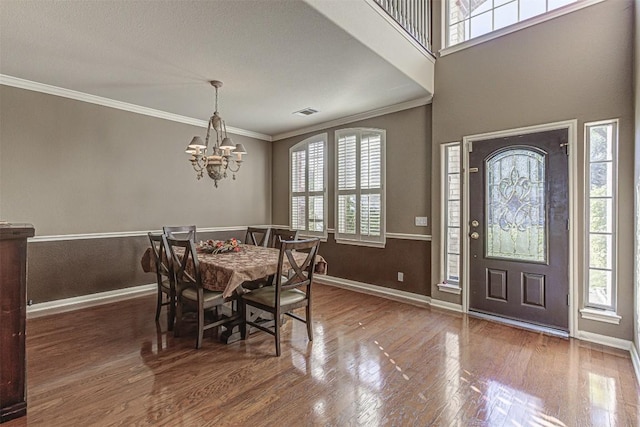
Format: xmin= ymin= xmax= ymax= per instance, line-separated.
xmin=579 ymin=308 xmax=621 ymax=325
xmin=335 ymin=238 xmax=386 ymax=249
xmin=440 ymin=0 xmax=604 ymax=58
xmin=298 ymin=233 xmax=328 ymax=243
xmin=437 ymin=283 xmax=461 ymax=295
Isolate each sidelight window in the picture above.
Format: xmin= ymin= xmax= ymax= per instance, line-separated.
xmin=585 ymin=120 xmax=618 ymax=312
xmin=442 ymin=143 xmax=461 ymax=286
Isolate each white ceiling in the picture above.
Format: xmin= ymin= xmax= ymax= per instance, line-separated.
xmin=0 ymin=0 xmax=430 ymax=138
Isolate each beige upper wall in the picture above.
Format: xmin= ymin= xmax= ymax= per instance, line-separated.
xmin=272 ymin=105 xmax=432 ymax=235
xmin=0 ymin=85 xmax=272 ymax=235
xmin=431 ymin=0 xmax=634 ymax=339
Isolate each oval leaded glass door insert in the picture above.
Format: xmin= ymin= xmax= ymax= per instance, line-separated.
xmin=485 ymin=148 xmax=546 ymax=263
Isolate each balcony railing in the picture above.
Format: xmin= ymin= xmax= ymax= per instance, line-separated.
xmin=373 ymin=0 xmax=431 ymax=52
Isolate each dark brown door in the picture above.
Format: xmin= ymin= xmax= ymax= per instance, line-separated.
xmin=468 ymin=129 xmax=569 ymax=330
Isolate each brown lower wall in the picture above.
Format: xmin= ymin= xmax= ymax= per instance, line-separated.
xmin=319 ymin=234 xmax=431 ymax=296
xmin=26 ymin=230 xmax=244 ymax=303
xmin=26 ymin=230 xmax=430 ymax=303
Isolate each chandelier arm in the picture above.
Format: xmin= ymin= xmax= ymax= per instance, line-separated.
xmin=226 ymin=161 xmax=242 ymax=173
xmin=191 ymin=155 xmax=207 ymax=172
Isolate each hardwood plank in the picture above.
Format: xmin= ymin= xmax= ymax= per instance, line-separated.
xmin=3 ymin=284 xmax=638 ymax=426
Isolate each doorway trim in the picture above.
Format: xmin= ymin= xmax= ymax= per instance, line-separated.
xmin=461 ymin=120 xmax=579 ymax=337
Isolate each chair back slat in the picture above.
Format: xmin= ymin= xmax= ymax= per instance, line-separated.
xmin=166 ymin=237 xmax=201 ymax=288
xmin=163 ymin=225 xmax=197 ymax=242
xmin=148 ymin=233 xmax=172 ymax=279
xmin=268 ymin=228 xmax=299 ymax=249
xmin=276 ymin=238 xmax=320 ymax=293
xmin=245 ymin=227 xmax=270 ymax=247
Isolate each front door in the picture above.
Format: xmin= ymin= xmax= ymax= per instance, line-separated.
xmin=468 ymin=129 xmax=569 ymax=330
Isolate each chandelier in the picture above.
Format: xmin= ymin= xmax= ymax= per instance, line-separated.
xmin=185 ymin=80 xmax=247 ymax=187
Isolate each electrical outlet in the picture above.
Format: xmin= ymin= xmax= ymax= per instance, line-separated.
xmin=397 ymin=272 xmax=404 ymax=282
xmin=415 ymin=216 xmax=428 ymax=227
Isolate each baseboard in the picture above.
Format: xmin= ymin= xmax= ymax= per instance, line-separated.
xmin=315 ymin=275 xmax=431 ymax=308
xmin=27 ymin=283 xmax=156 ymax=318
xmin=630 ymin=343 xmax=640 ymax=386
xmin=576 ymin=330 xmax=633 ymax=351
xmin=430 ymin=298 xmax=463 ymax=313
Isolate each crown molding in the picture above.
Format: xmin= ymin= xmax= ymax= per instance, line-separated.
xmin=272 ymin=96 xmax=433 ymax=141
xmin=0 ymin=74 xmax=272 ymax=142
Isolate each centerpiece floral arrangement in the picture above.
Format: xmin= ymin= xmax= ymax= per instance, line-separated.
xmin=199 ymin=237 xmax=241 ymax=254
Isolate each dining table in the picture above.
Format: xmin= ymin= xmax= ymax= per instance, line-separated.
xmin=140 ymin=242 xmax=326 ymax=343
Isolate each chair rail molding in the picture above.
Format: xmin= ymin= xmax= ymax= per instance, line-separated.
xmin=28 ymin=225 xmax=254 ymax=242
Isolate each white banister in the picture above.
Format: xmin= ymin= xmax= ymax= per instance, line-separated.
xmin=373 ymin=0 xmax=431 ymax=51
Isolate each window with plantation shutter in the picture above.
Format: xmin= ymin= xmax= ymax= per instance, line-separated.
xmin=290 ymin=134 xmax=327 ymax=238
xmin=335 ymin=128 xmax=385 ymax=247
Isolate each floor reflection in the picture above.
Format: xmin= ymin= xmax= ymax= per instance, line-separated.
xmin=14 ymin=286 xmax=639 ymax=426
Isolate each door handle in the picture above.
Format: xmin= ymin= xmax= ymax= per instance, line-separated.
xmin=470 ymin=232 xmax=480 ymax=240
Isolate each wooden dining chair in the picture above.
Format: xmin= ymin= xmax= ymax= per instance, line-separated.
xmin=240 ymin=227 xmax=273 ymax=291
xmin=267 ymin=228 xmax=299 ymax=249
xmin=148 ymin=233 xmax=176 ymax=331
xmin=163 ymin=225 xmax=197 ymax=242
xmin=240 ymin=238 xmax=320 ymax=356
xmin=245 ymin=227 xmax=270 ymax=247
xmin=166 ymin=237 xmax=233 ymax=349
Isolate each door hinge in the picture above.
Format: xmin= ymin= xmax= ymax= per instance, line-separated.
xmin=567 ymin=294 xmax=570 ymax=306
xmin=468 ymin=141 xmax=473 ymax=152
xmin=560 ymin=141 xmax=569 ymax=156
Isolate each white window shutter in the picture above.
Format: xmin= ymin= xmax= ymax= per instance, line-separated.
xmin=335 ymin=128 xmax=385 ymax=247
xmin=289 ymin=134 xmax=327 ymax=238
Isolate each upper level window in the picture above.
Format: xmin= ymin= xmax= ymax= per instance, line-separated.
xmin=290 ymin=134 xmax=327 ymax=238
xmin=585 ymin=120 xmax=618 ymax=312
xmin=335 ymin=128 xmax=386 ymax=247
xmin=446 ymin=0 xmax=579 ymax=48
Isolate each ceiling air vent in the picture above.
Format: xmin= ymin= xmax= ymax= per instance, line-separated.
xmin=293 ymin=107 xmax=319 ymax=117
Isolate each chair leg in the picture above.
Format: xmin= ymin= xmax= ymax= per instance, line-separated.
xmin=155 ymin=288 xmax=163 ymax=321
xmin=174 ymin=298 xmax=183 ymax=337
xmin=275 ymin=316 xmax=281 ymax=357
xmin=306 ymin=304 xmax=313 ymax=341
xmin=239 ymin=300 xmax=247 ymax=340
xmin=196 ymin=303 xmax=204 ymax=349
xmin=167 ymin=293 xmax=176 ymax=332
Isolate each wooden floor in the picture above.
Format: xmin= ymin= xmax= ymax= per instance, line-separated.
xmin=5 ymin=284 xmax=639 ymax=426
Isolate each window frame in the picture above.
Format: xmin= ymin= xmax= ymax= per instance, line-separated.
xmin=441 ymin=0 xmax=601 ymax=55
xmin=439 ymin=142 xmax=462 ymax=293
xmin=440 ymin=142 xmax=462 ymax=288
xmin=583 ymin=119 xmax=619 ymax=313
xmin=334 ymin=128 xmax=386 ymax=248
xmin=289 ymin=133 xmax=328 ymax=240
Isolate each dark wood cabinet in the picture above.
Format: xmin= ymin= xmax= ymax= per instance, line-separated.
xmin=0 ymin=224 xmax=34 ymax=423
